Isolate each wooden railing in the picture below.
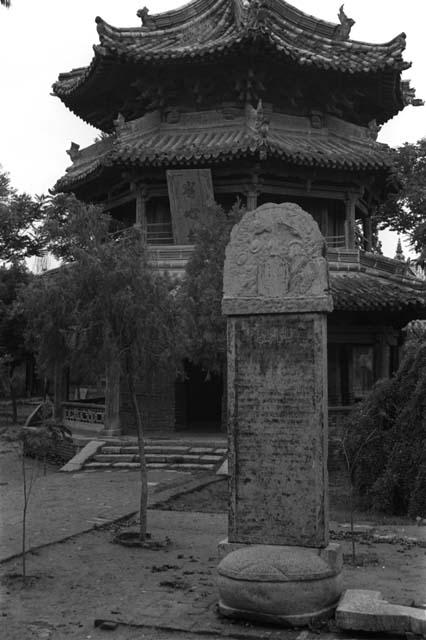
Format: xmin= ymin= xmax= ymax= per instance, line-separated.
xmin=147 ymin=222 xmax=174 ymax=244
xmin=325 ymin=235 xmax=346 ymax=248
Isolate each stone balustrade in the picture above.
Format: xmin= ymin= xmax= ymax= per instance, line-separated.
xmin=62 ymin=401 xmax=105 ymax=431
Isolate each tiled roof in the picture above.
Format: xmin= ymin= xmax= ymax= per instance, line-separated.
xmin=52 ymin=0 xmax=413 ymax=129
xmin=54 ymin=0 xmax=408 ymax=100
xmin=330 ymin=271 xmax=426 ymax=313
xmin=55 ymin=108 xmax=393 ymax=192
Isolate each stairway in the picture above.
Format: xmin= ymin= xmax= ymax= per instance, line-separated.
xmin=83 ymin=438 xmax=227 ymax=472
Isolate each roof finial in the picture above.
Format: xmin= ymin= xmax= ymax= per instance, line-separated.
xmin=255 ymin=99 xmax=269 ymax=139
xmin=66 ymin=142 xmax=80 ymax=162
xmin=137 ymin=7 xmax=155 ymax=29
xmin=334 ymin=4 xmax=355 ymax=41
xmin=113 ymin=113 xmax=126 ymax=133
xmin=394 ymin=237 xmax=405 ymax=262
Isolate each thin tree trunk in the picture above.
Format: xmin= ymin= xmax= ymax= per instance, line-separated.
xmin=128 ymin=372 xmax=148 ymax=542
xmin=9 ymin=364 xmax=17 ymax=424
xmin=350 ymin=483 xmax=356 ymax=563
xmin=21 ymin=443 xmax=27 ymax=582
xmin=220 ymin=361 xmax=227 ymax=433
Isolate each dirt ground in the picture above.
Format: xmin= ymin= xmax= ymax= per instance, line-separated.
xmin=155 ymin=476 xmax=416 ymax=526
xmin=2 ymin=495 xmax=426 ymax=640
xmin=1 ymin=424 xmax=425 ymax=640
xmin=1 ymin=510 xmax=426 ymax=640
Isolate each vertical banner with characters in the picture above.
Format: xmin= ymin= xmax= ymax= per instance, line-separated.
xmin=167 ymin=169 xmax=214 ymax=244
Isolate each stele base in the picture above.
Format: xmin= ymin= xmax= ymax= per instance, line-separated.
xmin=217 ymin=542 xmax=343 ymax=628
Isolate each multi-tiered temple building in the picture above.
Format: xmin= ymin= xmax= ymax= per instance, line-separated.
xmin=52 ymin=0 xmax=426 ymax=438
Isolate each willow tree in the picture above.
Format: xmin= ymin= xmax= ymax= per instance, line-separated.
xmin=22 ymin=196 xmax=182 ymax=541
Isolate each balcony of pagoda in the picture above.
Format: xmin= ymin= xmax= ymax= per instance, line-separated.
xmin=147 ymin=242 xmax=415 ymax=279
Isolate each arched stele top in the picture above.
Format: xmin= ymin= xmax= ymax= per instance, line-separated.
xmin=222 ymin=203 xmax=333 ymax=315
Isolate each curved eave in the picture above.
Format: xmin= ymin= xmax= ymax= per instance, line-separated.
xmin=53 ymin=29 xmax=408 ymax=99
xmin=54 ymin=136 xmax=393 ymax=194
xmin=331 ymin=271 xmax=426 ymax=314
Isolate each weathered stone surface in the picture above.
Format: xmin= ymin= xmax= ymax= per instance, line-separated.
xmin=218 ymin=203 xmax=340 ymax=626
xmin=218 ymin=545 xmax=342 ymax=627
xmin=227 ymin=313 xmax=329 ymax=547
xmin=336 ymin=589 xmax=426 ymax=636
xmin=60 ymin=440 xmax=105 ymax=472
xmin=216 ymin=459 xmax=228 ymax=476
xmin=223 ymin=202 xmax=333 ymax=315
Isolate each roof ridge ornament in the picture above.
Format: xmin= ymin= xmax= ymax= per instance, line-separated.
xmin=137 ymin=7 xmax=155 ymax=30
xmin=66 ymin=142 xmax=80 ymax=162
xmin=367 ymin=119 xmax=381 ymax=140
xmin=113 ymin=113 xmax=126 ymax=134
xmin=334 ymin=4 xmax=355 ymax=41
xmin=254 ymin=99 xmax=269 ymax=160
xmin=246 ymin=0 xmax=267 ymax=29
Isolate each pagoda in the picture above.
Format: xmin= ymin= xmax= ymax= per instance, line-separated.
xmin=53 ymin=0 xmax=426 ymax=439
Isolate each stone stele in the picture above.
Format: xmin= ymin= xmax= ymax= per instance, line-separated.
xmin=217 ymin=203 xmax=341 ymax=627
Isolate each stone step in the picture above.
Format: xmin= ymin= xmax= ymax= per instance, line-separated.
xmin=84 ymin=461 xmax=217 ymax=471
xmin=94 ymin=454 xmax=136 ymax=463
xmin=83 ymin=438 xmax=227 ymax=472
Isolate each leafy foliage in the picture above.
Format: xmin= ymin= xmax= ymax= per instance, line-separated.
xmin=20 ymin=200 xmax=183 ymax=541
xmin=378 ymin=140 xmax=426 ymax=265
xmin=0 ymin=168 xmax=45 ymax=262
xmin=39 ymin=193 xmax=111 ymax=262
xmin=178 ymin=202 xmax=245 ymax=373
xmin=0 ymin=264 xmax=33 ymax=420
xmin=344 ymin=324 xmax=426 ymax=517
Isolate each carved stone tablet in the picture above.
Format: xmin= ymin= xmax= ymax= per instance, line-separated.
xmin=227 ymin=313 xmax=329 ymax=547
xmin=223 ymin=203 xmax=332 ymax=548
xmin=223 ymin=202 xmax=332 ymax=315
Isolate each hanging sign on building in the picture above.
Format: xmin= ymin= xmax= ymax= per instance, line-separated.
xmin=167 ymin=169 xmax=214 ymax=244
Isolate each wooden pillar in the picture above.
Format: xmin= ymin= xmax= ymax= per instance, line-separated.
xmin=344 ymin=197 xmax=356 ymax=249
xmin=246 ymin=168 xmax=260 ymax=212
xmin=374 ymin=334 xmax=391 ymax=381
xmin=104 ymin=355 xmax=121 ymax=436
xmin=135 ymin=189 xmax=147 ymax=241
xmin=363 ymin=215 xmax=373 ymax=252
xmin=246 ymin=190 xmax=258 ymax=212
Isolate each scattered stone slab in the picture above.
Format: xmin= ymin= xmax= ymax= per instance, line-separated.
xmin=339 ymin=523 xmax=375 ymax=534
xmin=200 ymin=455 xmax=223 ymax=462
xmin=189 ymin=447 xmax=214 ymax=454
xmin=60 ymin=440 xmax=105 ymax=472
xmin=336 ymin=589 xmax=426 ymax=636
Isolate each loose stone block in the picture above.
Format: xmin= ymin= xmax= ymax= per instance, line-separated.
xmin=336 ymin=590 xmax=426 ymax=636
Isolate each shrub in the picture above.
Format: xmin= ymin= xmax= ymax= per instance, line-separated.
xmin=344 ymin=329 xmax=426 ymax=517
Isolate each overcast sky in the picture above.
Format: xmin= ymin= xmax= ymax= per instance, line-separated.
xmin=1 ymin=0 xmax=425 ymax=257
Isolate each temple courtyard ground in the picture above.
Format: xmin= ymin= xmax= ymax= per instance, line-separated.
xmin=1 ymin=435 xmax=425 ymax=640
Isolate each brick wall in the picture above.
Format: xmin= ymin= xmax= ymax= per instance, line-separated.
xmin=24 ymin=426 xmax=79 ymax=465
xmin=119 ymin=369 xmax=175 ymax=436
